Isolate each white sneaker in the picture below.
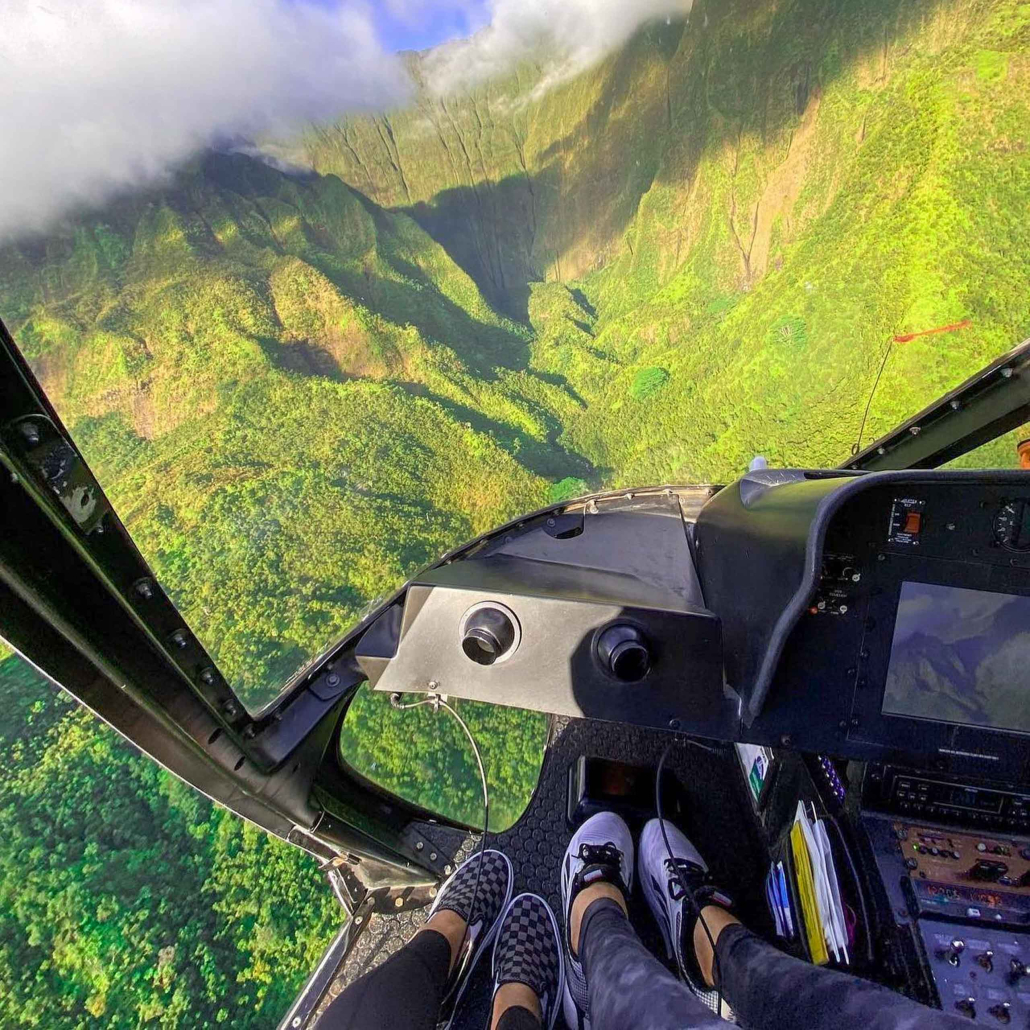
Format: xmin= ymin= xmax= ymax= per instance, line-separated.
xmin=638 ymin=818 xmax=731 ymax=1014
xmin=559 ymin=812 xmax=634 ymax=1030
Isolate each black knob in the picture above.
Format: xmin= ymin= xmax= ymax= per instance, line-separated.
xmin=597 ymin=624 xmax=651 ymax=682
xmin=1008 ymin=958 xmax=1027 ymax=985
xmin=461 ymin=606 xmax=517 ymax=666
xmin=955 ymin=998 xmax=976 ymax=1020
xmin=988 ymin=1002 xmax=1011 ymax=1024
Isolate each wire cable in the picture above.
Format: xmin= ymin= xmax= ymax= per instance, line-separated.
xmin=656 ymin=740 xmax=724 ymax=1017
xmin=390 ymin=692 xmax=490 ymax=957
xmin=851 ymin=338 xmax=894 ymax=456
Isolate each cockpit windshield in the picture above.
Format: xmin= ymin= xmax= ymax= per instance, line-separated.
xmin=2 ymin=0 xmax=1027 ymax=768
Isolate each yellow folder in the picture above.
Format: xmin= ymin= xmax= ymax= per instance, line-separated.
xmin=791 ymin=821 xmax=829 ymax=965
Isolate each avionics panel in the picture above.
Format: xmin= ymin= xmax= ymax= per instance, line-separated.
xmin=881 ymin=582 xmax=1030 ymax=736
xmin=850 ymin=542 xmax=1030 ymax=778
xmin=710 ymin=471 xmax=1030 ymax=776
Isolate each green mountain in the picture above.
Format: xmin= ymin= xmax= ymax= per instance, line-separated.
xmin=2 ymin=0 xmax=1028 ymax=820
xmin=309 ymin=0 xmax=1030 ymax=478
xmin=2 ymin=0 xmax=1030 ymax=1020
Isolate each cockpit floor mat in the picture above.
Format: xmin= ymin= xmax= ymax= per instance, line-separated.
xmin=311 ymin=716 xmax=771 ymax=1029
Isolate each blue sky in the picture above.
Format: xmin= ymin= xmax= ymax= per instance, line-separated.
xmin=377 ymin=3 xmax=490 ymax=52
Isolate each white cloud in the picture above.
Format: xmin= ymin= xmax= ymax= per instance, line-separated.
xmin=422 ymin=0 xmax=693 ymax=97
xmin=0 ymin=0 xmax=410 ymax=239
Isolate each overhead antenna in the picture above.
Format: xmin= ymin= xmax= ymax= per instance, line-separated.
xmin=851 ymin=319 xmax=972 ymax=456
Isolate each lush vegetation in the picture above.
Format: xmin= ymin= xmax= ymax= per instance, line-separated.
xmin=0 ymin=654 xmax=339 ymax=1027
xmin=1 ymin=0 xmax=1029 ymax=1022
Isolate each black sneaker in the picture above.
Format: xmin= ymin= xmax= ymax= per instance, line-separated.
xmin=491 ymin=893 xmax=564 ymax=1030
xmin=426 ymin=848 xmax=514 ymax=1030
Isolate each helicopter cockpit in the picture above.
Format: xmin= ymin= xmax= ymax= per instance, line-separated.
xmin=3 ymin=326 xmax=1030 ymax=1028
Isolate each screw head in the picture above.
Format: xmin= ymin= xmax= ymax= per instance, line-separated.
xmin=200 ymin=668 xmax=215 ymax=685
xmin=19 ymin=422 xmax=40 ymax=446
xmin=134 ymin=579 xmax=154 ymax=599
xmin=170 ymin=630 xmax=188 ymax=649
xmin=415 ymin=842 xmax=424 ymax=851
xmin=546 ymin=517 xmax=556 ymax=527
xmin=1001 ymin=366 xmax=1014 ymax=378
xmin=429 ymin=852 xmax=438 ymax=861
xmin=394 ymin=896 xmax=404 ymax=908
xmin=668 ymin=718 xmax=681 ymax=730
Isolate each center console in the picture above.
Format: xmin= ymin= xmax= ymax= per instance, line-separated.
xmin=862 ymin=768 xmax=1030 ymax=1024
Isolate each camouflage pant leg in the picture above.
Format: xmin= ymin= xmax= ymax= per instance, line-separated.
xmin=716 ymin=924 xmax=967 ymax=1030
xmin=580 ymin=899 xmax=728 ymax=1030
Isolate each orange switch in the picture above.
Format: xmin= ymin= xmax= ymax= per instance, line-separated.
xmin=904 ymin=511 xmax=922 ymax=534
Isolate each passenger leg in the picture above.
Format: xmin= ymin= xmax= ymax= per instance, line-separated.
xmin=490 ymin=893 xmax=563 ymax=1030
xmin=699 ymin=910 xmax=971 ymax=1030
xmin=641 ymin=816 xmax=971 ymax=1029
xmin=322 ymin=848 xmax=514 ymax=1030
xmin=319 ymin=922 xmax=453 ymax=1030
xmin=560 ymin=812 xmax=727 ymax=1030
xmin=578 ymin=892 xmax=728 ymax=1030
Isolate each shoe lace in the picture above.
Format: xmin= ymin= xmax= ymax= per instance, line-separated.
xmin=577 ymin=841 xmax=623 ymax=866
xmin=663 ymin=856 xmax=706 ymax=903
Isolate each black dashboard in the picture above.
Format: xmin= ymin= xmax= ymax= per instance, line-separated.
xmin=697 ymin=470 xmax=1030 ymax=781
xmin=356 ymin=469 xmax=1030 ymax=782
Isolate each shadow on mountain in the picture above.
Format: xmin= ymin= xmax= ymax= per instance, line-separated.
xmin=396 ymin=379 xmax=603 ymax=483
xmin=391 ymin=0 xmax=956 ymax=321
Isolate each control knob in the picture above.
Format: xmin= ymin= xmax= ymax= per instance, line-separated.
xmin=988 ymin=1002 xmax=1011 ymax=1025
xmin=597 ymin=624 xmax=652 ymax=682
xmin=954 ymin=997 xmax=976 ymax=1019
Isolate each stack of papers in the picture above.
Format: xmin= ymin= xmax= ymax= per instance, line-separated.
xmin=735 ymin=743 xmax=774 ymax=807
xmin=789 ymin=802 xmax=850 ymax=966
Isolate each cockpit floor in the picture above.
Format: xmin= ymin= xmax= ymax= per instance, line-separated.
xmin=310 ymin=717 xmax=771 ymax=1030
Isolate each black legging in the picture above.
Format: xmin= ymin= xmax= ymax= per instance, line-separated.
xmin=578 ymin=897 xmax=968 ymax=1030
xmin=320 ymin=927 xmax=539 ymax=1030
xmin=323 ymin=905 xmax=968 ymax=1030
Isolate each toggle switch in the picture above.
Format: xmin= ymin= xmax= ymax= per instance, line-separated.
xmin=954 ymin=997 xmax=976 ymax=1019
xmin=903 ymin=511 xmax=923 ymax=535
xmin=988 ymin=1002 xmax=1011 ymax=1024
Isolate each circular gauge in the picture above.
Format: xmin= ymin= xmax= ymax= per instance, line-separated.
xmin=994 ymin=499 xmax=1030 ymax=551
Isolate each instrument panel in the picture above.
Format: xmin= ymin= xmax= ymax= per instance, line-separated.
xmin=739 ymin=473 xmax=1030 ymax=775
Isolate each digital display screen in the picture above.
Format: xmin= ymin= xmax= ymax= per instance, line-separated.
xmin=938 ymin=785 xmax=1003 ymax=813
xmin=882 ymin=581 xmax=1030 ymax=735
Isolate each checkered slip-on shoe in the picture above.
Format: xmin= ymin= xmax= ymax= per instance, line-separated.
xmin=427 ymin=848 xmax=513 ymax=1030
xmin=491 ymin=893 xmax=564 ymax=1030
